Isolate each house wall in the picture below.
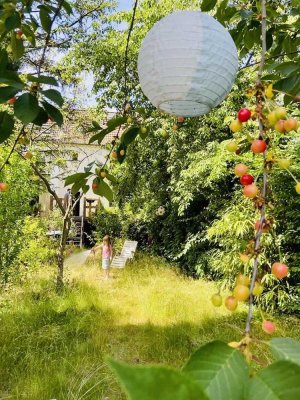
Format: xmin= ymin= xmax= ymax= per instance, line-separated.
xmin=39 ymin=144 xmax=109 ymax=217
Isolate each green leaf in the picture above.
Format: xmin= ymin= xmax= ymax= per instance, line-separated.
xmin=93 ymin=179 xmax=114 ymax=202
xmin=183 ymin=341 xmax=248 ymax=400
xmin=40 ymin=8 xmax=52 ymax=33
xmin=270 ymin=338 xmax=300 ymax=366
xmin=41 ymin=89 xmax=64 ymax=107
xmin=32 ymin=107 xmax=49 ymax=126
xmin=5 ymin=12 xmax=21 ymax=31
xmin=27 ymin=74 xmax=58 ymax=86
xmin=105 ymin=173 xmax=118 ymax=184
xmin=89 ymin=129 xmax=109 ymax=144
xmin=273 ymin=74 xmax=300 ymax=96
xmin=14 ymin=93 xmax=39 ymax=124
xmin=62 ymin=0 xmax=73 ymax=15
xmin=71 ymin=179 xmax=86 ymax=195
xmin=108 ymin=359 xmax=208 ymax=400
xmin=0 ymin=111 xmax=14 ymax=143
xmin=0 ymin=71 xmax=24 ymax=88
xmin=21 ymin=24 xmax=36 ymax=46
xmin=0 ymin=86 xmax=19 ymax=103
xmin=42 ymin=101 xmax=63 ymax=126
xmin=273 ymin=62 xmax=299 ymax=76
xmin=201 ymin=0 xmax=217 ymax=12
xmin=65 ymin=172 xmax=91 ymax=186
xmin=121 ymin=126 xmax=140 ymax=146
xmin=10 ymin=31 xmax=24 ymax=60
xmin=247 ymin=361 xmax=300 ymax=400
xmin=0 ymin=49 xmax=8 ymax=71
xmin=107 ymin=115 xmax=127 ymax=130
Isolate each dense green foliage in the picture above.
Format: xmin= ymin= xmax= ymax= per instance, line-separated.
xmin=0 ymin=150 xmax=41 ymax=283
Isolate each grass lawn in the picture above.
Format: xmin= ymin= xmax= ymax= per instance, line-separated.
xmin=0 ymin=252 xmax=299 ymax=399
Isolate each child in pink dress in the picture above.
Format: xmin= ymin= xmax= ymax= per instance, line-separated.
xmin=100 ymin=235 xmax=113 ymax=279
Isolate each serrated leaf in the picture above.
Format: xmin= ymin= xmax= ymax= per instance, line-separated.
xmin=40 ymin=8 xmax=52 ymax=33
xmin=0 ymin=86 xmax=19 ymax=103
xmin=0 ymin=111 xmax=14 ymax=143
xmin=183 ymin=341 xmax=248 ymax=400
xmin=93 ymin=179 xmax=114 ymax=202
xmin=42 ymin=101 xmax=63 ymax=126
xmin=65 ymin=172 xmax=91 ymax=186
xmin=32 ymin=107 xmax=49 ymax=126
xmin=273 ymin=62 xmax=299 ymax=76
xmin=270 ymin=338 xmax=300 ymax=366
xmin=27 ymin=74 xmax=58 ymax=86
xmin=41 ymin=89 xmax=64 ymax=107
xmin=121 ymin=125 xmax=140 ymax=145
xmin=273 ymin=74 xmax=300 ymax=96
xmin=14 ymin=93 xmax=39 ymax=124
xmin=201 ymin=0 xmax=217 ymax=12
xmin=247 ymin=361 xmax=300 ymax=400
xmin=10 ymin=31 xmax=25 ymax=60
xmin=108 ymin=359 xmax=208 ymax=400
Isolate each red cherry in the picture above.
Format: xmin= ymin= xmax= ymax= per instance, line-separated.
xmin=240 ymin=174 xmax=254 ymax=186
xmin=272 ymin=262 xmax=288 ymax=279
xmin=262 ymin=320 xmax=276 ymax=334
xmin=92 ymin=183 xmax=98 ymax=190
xmin=177 ymin=116 xmax=184 ymax=123
xmin=243 ymin=183 xmax=259 ymax=198
xmin=7 ymin=97 xmax=17 ymax=104
xmin=251 ymin=139 xmax=267 ymax=154
xmin=275 ymin=119 xmax=286 ymax=134
xmin=234 ymin=163 xmax=248 ymax=177
xmin=0 ymin=182 xmax=8 ymax=192
xmin=238 ymin=108 xmax=251 ymax=123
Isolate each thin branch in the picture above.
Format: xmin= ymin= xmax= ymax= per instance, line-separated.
xmin=101 ymin=0 xmax=139 ymax=170
xmin=239 ymin=50 xmax=300 ymax=71
xmin=37 ymin=0 xmax=65 ymax=76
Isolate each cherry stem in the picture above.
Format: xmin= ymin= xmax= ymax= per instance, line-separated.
xmin=245 ymin=0 xmax=267 ymax=335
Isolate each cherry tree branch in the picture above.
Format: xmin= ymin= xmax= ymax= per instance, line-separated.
xmin=245 ymin=0 xmax=267 ymax=335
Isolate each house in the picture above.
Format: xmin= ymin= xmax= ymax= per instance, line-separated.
xmin=38 ymin=110 xmax=119 ymax=246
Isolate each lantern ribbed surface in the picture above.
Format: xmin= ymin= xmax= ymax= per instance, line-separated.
xmin=138 ymin=11 xmax=238 ymax=117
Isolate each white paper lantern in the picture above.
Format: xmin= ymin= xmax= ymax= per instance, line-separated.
xmin=138 ymin=11 xmax=238 ymax=117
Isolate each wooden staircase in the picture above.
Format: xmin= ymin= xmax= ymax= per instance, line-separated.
xmin=111 ymin=240 xmax=138 ymax=268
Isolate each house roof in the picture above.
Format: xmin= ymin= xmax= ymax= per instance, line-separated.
xmin=37 ymin=110 xmax=122 ymax=146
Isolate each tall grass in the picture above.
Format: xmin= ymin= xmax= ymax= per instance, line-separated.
xmin=0 ymin=253 xmax=299 ymax=399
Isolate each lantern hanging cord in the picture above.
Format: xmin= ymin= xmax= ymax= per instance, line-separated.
xmin=123 ymin=0 xmax=139 ymax=108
